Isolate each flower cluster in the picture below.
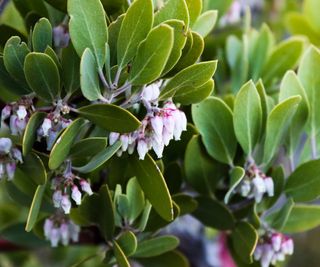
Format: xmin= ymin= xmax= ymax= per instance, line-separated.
xmin=51 ymin=162 xmax=93 ymax=214
xmin=44 ymin=216 xmax=80 ymax=247
xmin=110 ymin=82 xmax=187 ymax=160
xmin=53 ymin=24 xmax=70 ymax=48
xmin=37 ymin=114 xmax=72 ymax=150
xmin=238 ymin=163 xmax=274 ymax=203
xmin=1 ymin=101 xmax=32 ymax=136
xmin=0 ymin=138 xmax=23 ymax=180
xmin=254 ymin=232 xmax=294 ymax=267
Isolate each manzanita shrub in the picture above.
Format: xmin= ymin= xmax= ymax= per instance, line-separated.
xmin=1 ymin=0 xmax=320 ymax=266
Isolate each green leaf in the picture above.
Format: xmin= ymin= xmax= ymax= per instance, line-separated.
xmin=126 ymin=177 xmax=145 ymax=223
xmin=174 ymin=78 xmax=214 ymax=105
xmin=134 ymin=236 xmax=179 ymax=258
xmin=45 ymin=46 xmax=61 ymax=71
xmin=172 ymin=194 xmax=198 ymax=215
xmin=98 ymin=185 xmax=115 ymax=240
xmin=3 ymin=36 xmax=30 ymax=90
xmin=303 ymin=0 xmax=320 ymax=30
xmin=265 ymin=198 xmax=294 ymax=231
xmin=19 ymin=152 xmax=47 ymax=185
xmin=279 ymin=71 xmax=309 ymax=155
xmin=80 ymin=48 xmax=102 ymax=101
xmin=78 ymin=104 xmax=141 ymax=133
xmin=192 ymin=10 xmax=217 ymax=38
xmin=70 ymin=137 xmax=108 ymax=159
xmin=22 ymin=112 xmax=46 ymax=156
xmin=160 ymin=60 xmax=217 ymax=100
xmin=224 ymin=166 xmax=245 ymax=204
xmin=62 ymin=44 xmax=80 ymax=94
xmin=185 ymin=135 xmax=226 ymax=195
xmin=286 ymin=159 xmax=320 ymax=202
xmin=32 ymin=18 xmax=52 ymax=52
xmin=170 ymin=31 xmax=204 ymax=74
xmin=154 ymin=0 xmax=189 ymax=28
xmin=114 ymin=241 xmax=130 ymax=267
xmin=193 ymin=196 xmax=235 ymax=230
xmin=262 ymin=37 xmax=305 ymax=85
xmin=117 ymin=0 xmax=153 ymax=68
xmin=130 ymin=154 xmax=173 ymax=221
xmin=49 ymin=118 xmax=85 ymax=170
xmin=24 ymin=52 xmax=60 ymax=101
xmin=249 ymin=24 xmax=273 ymax=81
xmin=230 ymin=222 xmax=258 ymax=264
xmin=161 ymin=19 xmax=187 ymax=75
xmin=233 ymin=80 xmax=262 ymax=155
xmin=108 ymin=14 xmax=124 ymax=66
xmin=25 ymin=183 xmax=46 ymax=232
xmin=129 ymin=24 xmax=174 ymax=85
xmin=263 ymin=96 xmax=301 ymax=164
xmin=73 ymin=141 xmax=121 ymax=173
xmin=68 ymin=0 xmax=108 ymax=68
xmin=44 ymin=0 xmax=67 ymax=12
xmin=283 ymin=204 xmax=320 ymax=233
xmin=137 ymin=251 xmax=189 ymax=267
xmin=298 ymin=46 xmax=320 ymax=136
xmin=192 ymin=97 xmax=237 ymax=165
xmin=186 ymin=0 xmax=202 ymax=26
xmin=117 ymin=231 xmax=138 ymax=256
xmin=286 ymin=13 xmax=320 ymax=46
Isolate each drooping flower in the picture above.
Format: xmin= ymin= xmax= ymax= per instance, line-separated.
xmin=109 ymin=101 xmax=187 ymax=160
xmin=44 ymin=216 xmax=80 ymax=247
xmin=254 ymin=232 xmax=294 ymax=267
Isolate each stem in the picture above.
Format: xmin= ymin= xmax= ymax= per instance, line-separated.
xmin=113 ymin=68 xmax=122 ymax=89
xmin=289 ymin=154 xmax=295 ymax=174
xmin=98 ymin=68 xmax=111 ymax=91
xmin=113 ymin=82 xmax=132 ymax=98
xmin=311 ymin=132 xmax=317 ymax=159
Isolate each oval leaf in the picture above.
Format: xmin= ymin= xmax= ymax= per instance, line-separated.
xmin=224 ymin=166 xmax=245 ymax=204
xmin=49 ymin=118 xmax=85 ymax=170
xmin=68 ymin=0 xmax=108 ymax=68
xmin=32 ymin=18 xmax=52 ymax=52
xmin=117 ymin=0 xmax=153 ymax=68
xmin=78 ymin=104 xmax=141 ymax=133
xmin=129 ymin=24 xmax=174 ymax=85
xmin=263 ymin=96 xmax=301 ymax=164
xmin=233 ymin=80 xmax=262 ymax=155
xmin=192 ymin=10 xmax=217 ymax=38
xmin=130 ymin=154 xmax=173 ymax=221
xmin=134 ymin=236 xmax=179 ymax=258
xmin=80 ymin=48 xmax=102 ymax=101
xmin=192 ymin=97 xmax=237 ymax=165
xmin=24 ymin=52 xmax=60 ymax=101
xmin=286 ymin=159 xmax=320 ymax=202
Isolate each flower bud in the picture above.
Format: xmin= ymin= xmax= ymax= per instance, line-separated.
xmin=60 ymin=223 xmax=70 ymax=246
xmin=1 ymin=105 xmax=11 ymax=121
xmin=41 ymin=118 xmax=52 ymax=137
xmin=252 ymin=176 xmax=266 ymax=203
xmin=142 ymin=83 xmax=160 ymax=102
xmin=71 ymin=185 xmax=82 ymax=205
xmin=0 ymin=137 xmax=12 ymax=154
xmin=151 ymin=115 xmax=163 ymax=137
xmin=120 ymin=134 xmax=129 ymax=151
xmin=80 ymin=180 xmax=93 ymax=195
xmin=264 ymin=177 xmax=274 ymax=197
xmin=12 ymin=148 xmax=23 ymax=163
xmin=52 ymin=190 xmax=63 ymax=208
xmin=271 ymin=234 xmax=282 ymax=252
xmin=50 ymin=227 xmax=61 ymax=247
xmin=16 ymin=105 xmax=27 ymax=120
xmin=53 ymin=25 xmax=70 ymax=48
xmin=109 ymin=132 xmax=120 ymax=145
xmin=61 ymin=195 xmax=71 ymax=214
xmin=44 ymin=219 xmax=53 ymax=239
xmin=6 ymin=162 xmax=16 ymax=180
xmin=137 ymin=139 xmax=148 ymax=160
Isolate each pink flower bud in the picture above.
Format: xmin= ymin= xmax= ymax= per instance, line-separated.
xmin=1 ymin=105 xmax=11 ymax=121
xmin=69 ymin=221 xmax=80 ymax=242
xmin=61 ymin=195 xmax=71 ymax=214
xmin=49 ymin=227 xmax=61 ymax=247
xmin=9 ymin=115 xmax=18 ymax=135
xmin=264 ymin=177 xmax=274 ymax=197
xmin=16 ymin=105 xmax=27 ymax=120
xmin=271 ymin=234 xmax=282 ymax=252
xmin=71 ymin=185 xmax=82 ymax=205
xmin=44 ymin=218 xmax=53 ymax=239
xmin=52 ymin=190 xmax=62 ymax=208
xmin=60 ymin=223 xmax=70 ymax=246
xmin=0 ymin=137 xmax=12 ymax=154
xmin=137 ymin=139 xmax=148 ymax=160
xmin=41 ymin=118 xmax=52 ymax=137
xmin=109 ymin=132 xmax=120 ymax=145
xmin=80 ymin=180 xmax=93 ymax=195
xmin=151 ymin=115 xmax=163 ymax=137
xmin=12 ymin=148 xmax=23 ymax=163
xmin=120 ymin=135 xmax=129 ymax=151
xmin=6 ymin=162 xmax=16 ymax=180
